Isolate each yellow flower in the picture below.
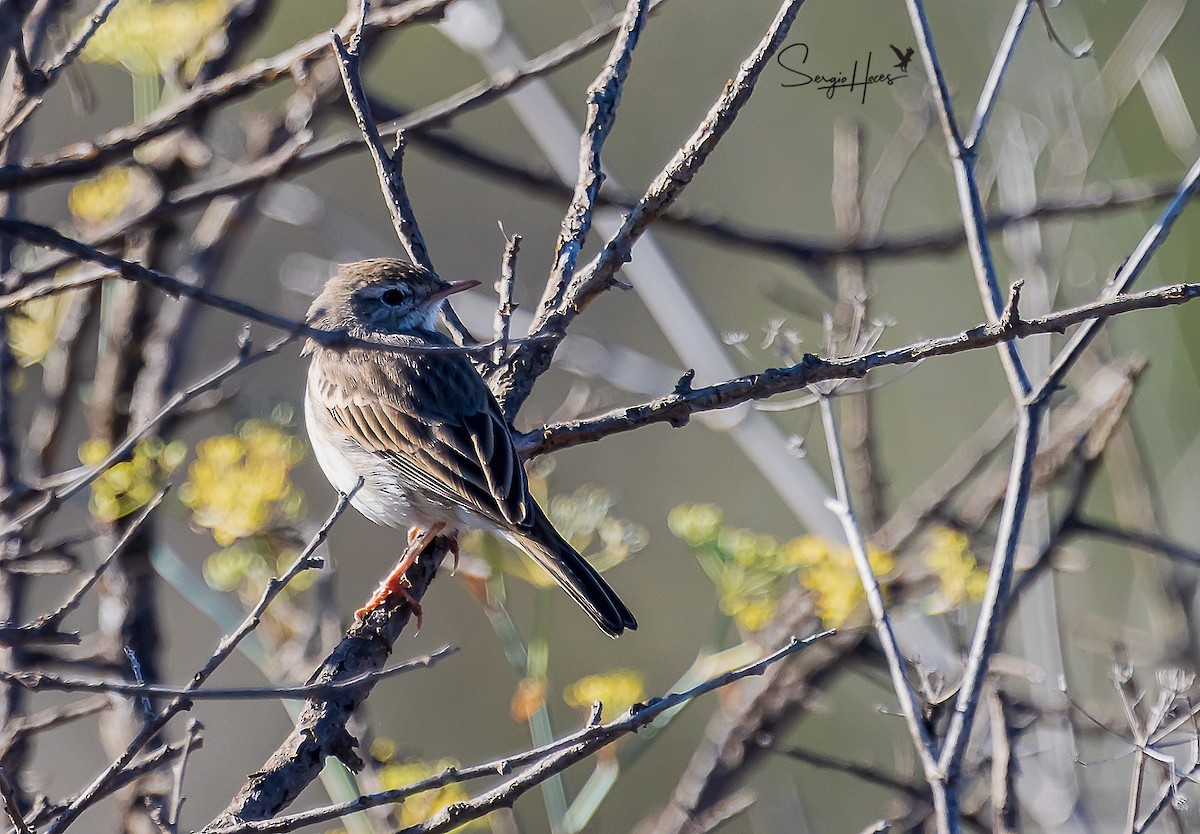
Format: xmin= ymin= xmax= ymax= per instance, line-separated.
xmin=79 ymin=437 xmax=186 ymax=522
xmin=8 ymin=294 xmax=68 ymax=367
xmin=563 ymin=668 xmax=645 ymax=717
xmin=67 ymin=167 xmax=138 ymax=227
xmin=924 ymin=528 xmax=988 ymax=611
xmin=667 ymin=503 xmax=723 ymax=547
xmin=796 ymin=541 xmax=895 ymax=627
xmin=181 ymin=420 xmax=305 ymax=547
xmin=82 ymin=0 xmax=228 ymax=77
xmin=371 ymin=737 xmax=398 ymax=764
xmin=378 ymin=759 xmax=485 ymax=831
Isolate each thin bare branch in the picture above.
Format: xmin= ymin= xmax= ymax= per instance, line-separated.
xmin=905 ymin=0 xmax=1030 ymax=397
xmin=206 ymin=632 xmax=833 ymax=834
xmin=0 ymin=766 xmax=31 ymax=834
xmin=2 ymin=645 xmax=457 ymax=700
xmin=44 ymin=482 xmax=361 ymax=834
xmin=542 ymin=0 xmax=648 ymax=305
xmin=519 ymin=280 xmax=1200 ymax=459
xmin=493 ymin=0 xmax=807 ymax=416
xmin=818 ymin=396 xmax=942 ymax=799
xmin=331 ymin=7 xmax=431 ymax=271
xmin=0 ymin=0 xmax=122 ymax=143
xmin=494 ymin=233 xmax=520 ymax=366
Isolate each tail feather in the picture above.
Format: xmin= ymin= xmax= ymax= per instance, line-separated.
xmin=512 ymin=509 xmax=637 ymax=638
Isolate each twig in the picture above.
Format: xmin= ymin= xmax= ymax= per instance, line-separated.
xmin=987 ymin=688 xmax=1020 ymax=834
xmin=44 ymin=482 xmax=361 ymax=834
xmin=0 ymin=218 xmax=530 ymax=356
xmin=0 ymin=766 xmax=32 ymax=834
xmin=1133 ymin=760 xmax=1200 ymax=834
xmin=1035 ymin=151 xmax=1200 ymax=404
xmin=31 ymin=488 xmax=166 ymax=630
xmin=166 ymin=719 xmax=202 ymax=830
xmin=27 ymin=735 xmax=207 ymax=830
xmin=774 ymin=745 xmax=928 ymax=802
xmin=205 ymin=632 xmax=833 ymax=834
xmin=0 ymin=0 xmax=122 ymax=143
xmin=493 ymin=0 xmax=806 ymax=417
xmin=818 ymin=397 xmax=942 ymax=793
xmin=331 ymin=5 xmax=431 ymax=271
xmin=519 ymin=281 xmax=1200 ymax=459
xmin=0 ymin=0 xmax=454 ymax=192
xmin=494 ymin=233 xmax=520 ymax=366
xmin=905 ymin=0 xmax=1030 ymax=397
xmin=1 ymin=645 xmax=457 ymax=700
xmin=1073 ymin=518 xmax=1200 ymax=568
xmin=964 ymin=1 xmax=1033 ymax=152
xmin=541 ymin=0 xmax=648 ymax=307
xmin=0 ymin=696 xmax=110 ymax=753
xmin=329 ymin=3 xmax=478 ymax=345
xmin=935 ymin=406 xmax=1042 ymax=822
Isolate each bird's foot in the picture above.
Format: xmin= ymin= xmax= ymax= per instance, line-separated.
xmin=354 ymin=522 xmax=445 ymax=631
xmin=356 ymin=579 xmax=423 ymax=631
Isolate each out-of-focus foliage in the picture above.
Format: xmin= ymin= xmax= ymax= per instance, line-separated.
xmin=181 ymin=418 xmax=305 ymax=547
xmin=79 ymin=436 xmax=187 ymax=522
xmin=368 ymin=744 xmax=486 ymax=832
xmin=82 ymin=0 xmax=229 ymax=77
xmin=922 ymin=527 xmax=988 ymax=612
xmin=471 ymin=459 xmax=646 ymax=587
xmin=669 ymin=503 xmax=895 ymax=629
xmin=67 ymin=166 xmax=140 ymax=228
xmin=563 ymin=668 xmax=646 ymax=717
xmin=179 ymin=417 xmax=309 ymax=598
xmin=8 ymin=294 xmax=69 ymax=367
xmin=510 ymin=676 xmax=548 ymax=724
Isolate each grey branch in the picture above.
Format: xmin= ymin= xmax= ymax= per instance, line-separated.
xmin=206 ymin=631 xmax=833 ymax=834
xmin=1 ymin=645 xmax=457 ymax=700
xmin=518 ymin=281 xmax=1200 ymax=459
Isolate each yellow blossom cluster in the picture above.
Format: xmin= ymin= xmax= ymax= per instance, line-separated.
xmin=374 ymin=756 xmax=484 ymax=831
xmin=79 ymin=437 xmax=186 ymax=522
xmin=82 ymin=0 xmax=228 ymax=77
xmin=180 ymin=420 xmax=305 ymax=547
xmin=563 ymin=668 xmax=646 ymax=717
xmin=8 ymin=294 xmax=68 ymax=367
xmin=669 ymin=504 xmax=896 ymax=629
xmin=788 ymin=535 xmax=894 ymax=627
xmin=923 ymin=527 xmax=988 ymax=611
xmin=67 ymin=166 xmax=139 ymax=228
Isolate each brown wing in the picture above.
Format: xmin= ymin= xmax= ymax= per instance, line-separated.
xmin=312 ymin=339 xmax=530 ymax=529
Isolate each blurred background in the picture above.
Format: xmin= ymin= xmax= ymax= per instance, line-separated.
xmin=4 ymin=0 xmax=1200 ymax=832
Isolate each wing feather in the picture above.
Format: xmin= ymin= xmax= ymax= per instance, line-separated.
xmin=312 ymin=337 xmax=531 ymax=529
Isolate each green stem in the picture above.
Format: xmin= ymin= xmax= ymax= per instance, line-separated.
xmin=528 ymin=587 xmax=567 ymax=834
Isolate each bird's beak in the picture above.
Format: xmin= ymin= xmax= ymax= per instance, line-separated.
xmin=430 ymin=279 xmax=481 ymax=303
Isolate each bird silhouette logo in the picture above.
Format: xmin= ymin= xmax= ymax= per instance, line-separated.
xmin=890 ymin=44 xmax=914 ymax=72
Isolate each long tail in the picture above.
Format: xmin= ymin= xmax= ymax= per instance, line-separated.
xmin=512 ymin=508 xmax=638 ymax=638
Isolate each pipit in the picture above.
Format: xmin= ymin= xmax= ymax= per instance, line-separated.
xmin=303 ymin=258 xmax=637 ymax=636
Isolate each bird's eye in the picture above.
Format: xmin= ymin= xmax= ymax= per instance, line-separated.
xmin=381 ymin=288 xmax=405 ymax=306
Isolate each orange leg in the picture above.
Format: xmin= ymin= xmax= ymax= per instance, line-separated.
xmin=356 ymin=522 xmax=446 ymax=626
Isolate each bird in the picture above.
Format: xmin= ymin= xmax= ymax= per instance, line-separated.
xmin=890 ymin=44 xmax=914 ymax=72
xmin=302 ymin=258 xmax=638 ymax=637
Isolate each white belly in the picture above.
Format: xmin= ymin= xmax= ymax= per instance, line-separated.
xmin=303 ymin=386 xmax=473 ymax=532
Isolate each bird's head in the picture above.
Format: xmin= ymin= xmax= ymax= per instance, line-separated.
xmin=307 ymin=258 xmax=479 ymax=336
